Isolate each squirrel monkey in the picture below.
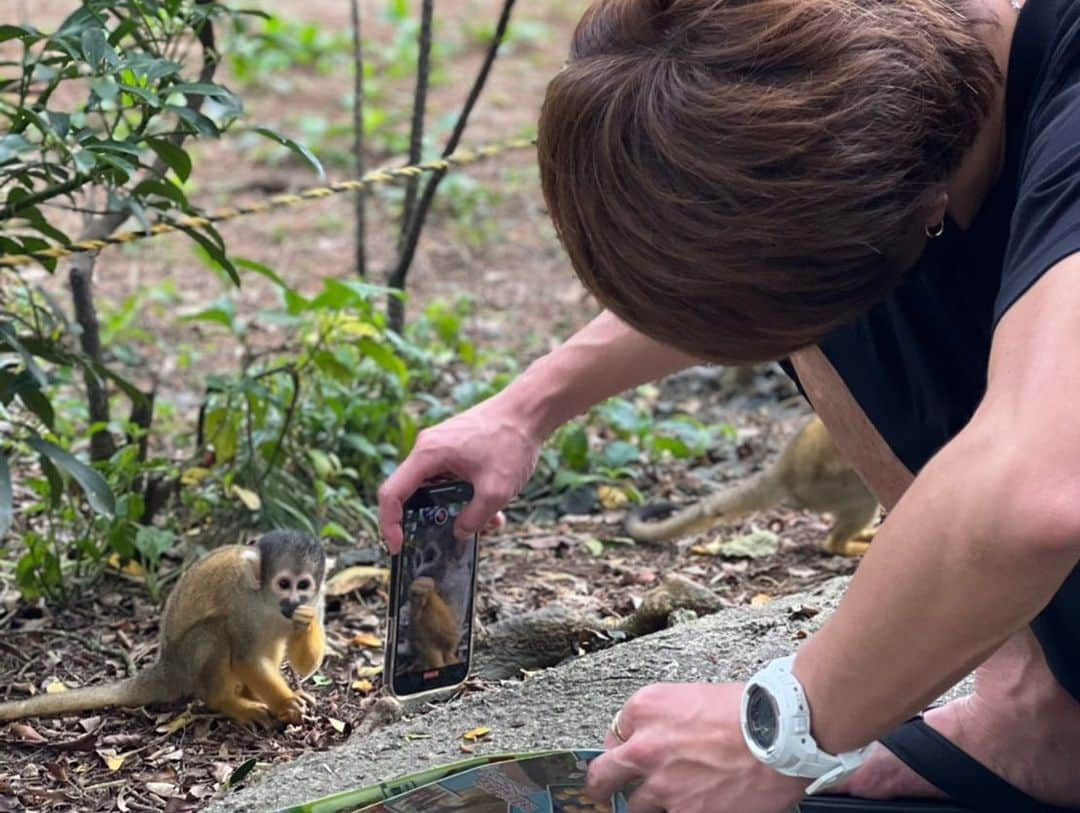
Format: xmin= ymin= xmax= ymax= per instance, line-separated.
xmin=408 ymin=576 xmax=462 ymax=669
xmin=0 ymin=531 xmax=327 ymax=727
xmin=625 ymin=416 xmax=878 ymax=556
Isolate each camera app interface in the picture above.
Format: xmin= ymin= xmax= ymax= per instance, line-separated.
xmin=395 ymin=502 xmax=476 ymax=681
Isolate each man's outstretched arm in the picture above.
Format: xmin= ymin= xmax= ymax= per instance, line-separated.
xmin=795 ymin=252 xmax=1080 ymax=753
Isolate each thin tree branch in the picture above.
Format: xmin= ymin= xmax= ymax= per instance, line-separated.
xmin=397 ymin=0 xmax=434 ymax=253
xmin=351 ymin=0 xmax=367 ymax=279
xmin=387 ymin=0 xmax=517 ymax=318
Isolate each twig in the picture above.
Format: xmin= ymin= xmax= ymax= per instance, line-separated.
xmin=7 ymin=627 xmax=137 ymax=677
xmin=388 ymin=0 xmax=517 ymax=323
xmin=398 ymin=0 xmax=434 ymax=251
xmin=351 ymin=0 xmax=367 ymax=279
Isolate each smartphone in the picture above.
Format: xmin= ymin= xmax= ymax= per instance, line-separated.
xmin=385 ymin=481 xmax=479 ymax=699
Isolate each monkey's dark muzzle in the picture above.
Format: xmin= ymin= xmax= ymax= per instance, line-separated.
xmin=280 ymin=599 xmax=300 ymax=618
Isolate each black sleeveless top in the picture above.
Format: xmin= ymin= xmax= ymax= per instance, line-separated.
xmin=782 ymin=0 xmax=1080 ymax=700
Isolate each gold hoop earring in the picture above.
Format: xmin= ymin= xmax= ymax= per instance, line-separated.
xmin=925 ymin=221 xmax=944 ymax=239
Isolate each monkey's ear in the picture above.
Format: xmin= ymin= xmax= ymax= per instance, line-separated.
xmin=240 ymin=547 xmax=261 ymax=590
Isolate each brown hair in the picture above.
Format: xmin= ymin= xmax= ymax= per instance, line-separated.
xmin=538 ymin=0 xmax=1000 ymax=363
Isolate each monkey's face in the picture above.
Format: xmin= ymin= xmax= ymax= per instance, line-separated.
xmin=270 ymin=569 xmax=319 ymax=618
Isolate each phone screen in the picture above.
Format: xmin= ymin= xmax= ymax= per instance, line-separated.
xmin=389 ymin=483 xmax=477 ymax=696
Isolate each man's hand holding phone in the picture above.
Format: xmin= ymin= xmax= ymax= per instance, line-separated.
xmin=376 ymin=396 xmax=542 ymax=554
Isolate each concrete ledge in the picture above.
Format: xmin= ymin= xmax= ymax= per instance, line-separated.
xmin=207 ymin=577 xmax=971 ymax=812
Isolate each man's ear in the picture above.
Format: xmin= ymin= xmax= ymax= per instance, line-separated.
xmin=921 ymin=185 xmax=949 ymax=230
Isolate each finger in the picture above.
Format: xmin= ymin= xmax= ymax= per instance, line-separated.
xmin=585 ymin=746 xmax=642 ymax=803
xmin=378 ymin=452 xmax=458 ymax=553
xmin=454 ymin=479 xmax=511 ymax=541
xmin=482 ymin=510 xmax=507 ymax=535
xmin=627 ymin=783 xmax=665 ymax=813
xmin=604 ymin=729 xmax=624 ymax=749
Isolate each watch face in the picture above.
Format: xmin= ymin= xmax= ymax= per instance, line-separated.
xmin=746 ymin=685 xmax=779 ymax=749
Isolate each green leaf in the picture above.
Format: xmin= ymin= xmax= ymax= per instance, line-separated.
xmin=16 ymin=384 xmax=55 ymax=431
xmin=358 ymin=338 xmax=407 ymax=384
xmin=583 ymin=538 xmax=605 ymax=557
xmin=596 ymin=399 xmax=651 ymax=436
xmin=132 ymin=178 xmax=188 ymax=209
xmin=252 ymin=126 xmax=325 ymax=179
xmin=0 ymin=322 xmax=47 ymax=387
xmin=27 ymin=436 xmax=115 ymax=517
xmin=80 ymin=28 xmax=107 ymax=68
xmin=89 ymin=76 xmax=119 ymax=102
xmin=181 ymin=298 xmax=237 ymax=331
xmin=118 ymin=83 xmax=161 ymax=107
xmin=0 ymin=449 xmax=12 ymax=538
xmin=558 ymin=424 xmax=589 ymax=472
xmin=600 ymin=440 xmax=639 ymax=469
xmin=168 ymin=105 xmax=220 ymax=138
xmin=39 ymin=455 xmax=63 ymax=510
xmin=183 ymin=228 xmax=240 ymax=286
xmin=145 ymin=136 xmax=192 ymax=182
xmin=133 ymin=525 xmax=175 ymax=564
xmin=227 ymin=757 xmax=257 ymax=788
xmin=654 ymin=416 xmax=711 ymax=458
xmin=0 ymin=25 xmax=41 ymax=44
xmin=235 ymin=257 xmax=287 ymax=288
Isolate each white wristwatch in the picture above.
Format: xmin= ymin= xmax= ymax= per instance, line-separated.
xmin=740 ymin=655 xmax=869 ymax=795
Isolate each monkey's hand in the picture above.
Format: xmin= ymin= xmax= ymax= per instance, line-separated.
xmin=287 ymin=607 xmax=326 ymax=679
xmin=290 ymin=603 xmax=316 ymax=635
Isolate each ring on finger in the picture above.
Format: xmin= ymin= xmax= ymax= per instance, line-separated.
xmin=610 ymin=708 xmax=627 ymax=743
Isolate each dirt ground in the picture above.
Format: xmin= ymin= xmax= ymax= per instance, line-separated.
xmin=1 ymin=2 xmax=862 ymax=810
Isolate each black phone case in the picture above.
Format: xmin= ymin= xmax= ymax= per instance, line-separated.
xmin=384 ymin=481 xmax=478 ymax=699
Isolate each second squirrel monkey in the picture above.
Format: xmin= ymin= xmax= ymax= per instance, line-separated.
xmin=0 ymin=531 xmax=327 ymax=726
xmin=625 ymin=416 xmax=878 ymax=556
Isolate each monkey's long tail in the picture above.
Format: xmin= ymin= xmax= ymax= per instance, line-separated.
xmin=623 ymin=473 xmax=780 ymax=543
xmin=0 ymin=664 xmax=177 ymax=721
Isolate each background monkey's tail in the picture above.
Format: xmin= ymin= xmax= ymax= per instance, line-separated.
xmin=623 ymin=473 xmax=780 ymax=543
xmin=0 ymin=664 xmax=177 ymax=721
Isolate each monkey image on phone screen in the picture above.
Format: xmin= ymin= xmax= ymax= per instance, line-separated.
xmin=394 ymin=501 xmax=476 ymax=681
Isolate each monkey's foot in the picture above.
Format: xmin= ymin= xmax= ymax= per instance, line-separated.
xmin=840 ymin=539 xmax=871 ymax=557
xmin=272 ymin=692 xmax=309 ymax=725
xmin=295 ymin=689 xmax=317 ymax=709
xmin=822 ymin=538 xmax=871 ymax=557
xmin=215 ymin=697 xmax=273 ymax=728
xmin=834 ymin=638 xmax=1080 ymax=807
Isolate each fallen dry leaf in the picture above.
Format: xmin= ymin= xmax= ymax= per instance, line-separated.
xmin=327 ymin=717 xmax=347 ymax=734
xmin=597 ymin=485 xmax=629 ymax=509
xmin=156 ymin=709 xmax=197 ymax=735
xmin=180 ymin=467 xmax=212 ymax=486
xmin=326 ymin=566 xmax=389 ymax=597
xmin=145 ymin=781 xmax=180 ymax=799
xmin=350 ymin=632 xmax=382 ymax=649
xmin=9 ymin=723 xmax=46 ymax=743
xmin=750 ymin=593 xmax=773 ymax=607
xmin=229 ymin=485 xmax=261 ymax=511
xmin=98 ymin=750 xmax=126 ymax=772
xmin=44 ymin=680 xmax=68 ymax=694
xmin=351 ymin=679 xmax=374 ymax=693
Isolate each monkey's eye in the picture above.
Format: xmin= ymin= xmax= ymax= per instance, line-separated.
xmin=277 ymin=577 xmax=292 ymax=591
xmin=297 ymin=578 xmax=311 ymax=591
